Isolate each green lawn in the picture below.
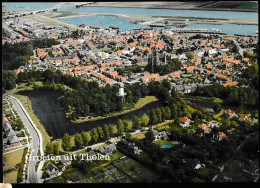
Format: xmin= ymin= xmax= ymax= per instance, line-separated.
xmin=153 ymin=140 xmax=174 ymax=148
xmin=134 ymin=96 xmax=157 ymax=109
xmin=153 ymin=120 xmax=174 ymax=131
xmin=214 ymin=112 xmax=223 ymax=121
xmin=3 ymin=148 xmax=25 ymax=183
xmin=92 ymin=47 xmax=112 ymax=53
xmin=131 ymin=131 xmax=147 ymax=139
xmin=181 ymin=74 xmax=193 ymax=78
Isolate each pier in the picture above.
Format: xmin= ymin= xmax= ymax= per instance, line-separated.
xmin=171 ymin=28 xmax=227 ymax=35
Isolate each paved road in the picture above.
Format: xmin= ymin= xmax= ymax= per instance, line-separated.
xmin=233 ymin=39 xmax=244 ymax=56
xmin=7 ymin=96 xmax=40 ymax=183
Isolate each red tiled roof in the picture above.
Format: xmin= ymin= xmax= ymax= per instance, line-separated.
xmin=180 ymin=117 xmax=191 ymax=123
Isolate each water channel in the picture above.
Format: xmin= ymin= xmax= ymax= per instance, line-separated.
xmin=21 ymin=90 xmax=162 ymax=139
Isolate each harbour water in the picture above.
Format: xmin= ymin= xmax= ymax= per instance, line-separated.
xmin=3 ymin=2 xmax=258 ymax=36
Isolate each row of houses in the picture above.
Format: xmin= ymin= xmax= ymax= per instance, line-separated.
xmin=3 ymin=114 xmax=20 ymax=147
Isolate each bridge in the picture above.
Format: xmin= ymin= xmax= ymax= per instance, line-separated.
xmin=53 ymin=2 xmax=95 ymax=10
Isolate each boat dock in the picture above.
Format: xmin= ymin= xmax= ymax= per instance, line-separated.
xmin=171 ymin=28 xmax=227 ymax=35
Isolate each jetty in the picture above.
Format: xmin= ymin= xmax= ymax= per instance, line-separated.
xmin=171 ymin=28 xmax=227 ymax=35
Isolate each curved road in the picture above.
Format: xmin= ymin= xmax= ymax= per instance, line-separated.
xmin=7 ymin=95 xmax=41 ymax=183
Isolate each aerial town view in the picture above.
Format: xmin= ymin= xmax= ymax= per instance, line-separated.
xmin=2 ymin=1 xmax=259 ymax=184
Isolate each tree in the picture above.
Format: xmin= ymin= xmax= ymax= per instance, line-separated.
xmin=62 ymin=133 xmax=72 ymax=151
xmin=127 ymin=38 xmax=134 ymax=43
xmin=45 ymin=142 xmax=53 ymax=155
xmin=144 ymin=128 xmax=155 ymax=144
xmin=81 ymin=132 xmax=91 ymax=146
xmin=187 ymin=51 xmax=194 ymax=60
xmin=97 ymin=127 xmax=105 ymax=141
xmin=123 ymin=120 xmax=131 ymax=132
xmin=150 ymin=109 xmax=158 ymax=125
xmin=165 ymin=106 xmax=171 ymax=120
xmin=232 ymin=45 xmax=239 ymax=54
xmin=170 ymin=104 xmax=178 ymax=119
xmin=174 ymin=118 xmax=181 ymax=126
xmin=91 ymin=128 xmax=99 ymax=143
xmin=132 ymin=115 xmax=140 ymax=129
xmin=193 ymin=114 xmax=199 ymax=126
xmin=117 ymin=119 xmax=125 ymax=135
xmin=2 ymin=70 xmax=18 ymax=91
xmin=213 ymin=103 xmax=222 ymax=113
xmin=243 ymin=51 xmax=255 ymax=58
xmin=109 ymin=124 xmax=117 ymax=137
xmin=103 ymin=124 xmax=110 ymax=140
xmin=74 ymin=133 xmax=84 ymax=148
xmin=53 ymin=142 xmax=60 ymax=155
xmin=142 ymin=115 xmax=150 ymax=127
xmin=160 ymin=107 xmax=166 ymax=122
xmin=156 ymin=108 xmax=162 ymax=123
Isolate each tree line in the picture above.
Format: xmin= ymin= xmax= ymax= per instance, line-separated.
xmin=2 ymin=38 xmax=59 ymax=70
xmin=191 ymin=83 xmax=259 ymax=108
xmin=50 ymin=83 xmax=190 ymax=152
xmin=145 ymin=58 xmax=181 ymax=75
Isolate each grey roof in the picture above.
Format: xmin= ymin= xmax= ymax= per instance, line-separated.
xmin=204 ymin=78 xmax=211 ymax=84
xmin=47 ymin=162 xmax=58 ymax=171
xmin=5 ymin=129 xmax=16 ymax=137
xmin=120 ymin=139 xmax=129 ymax=145
xmin=3 ymin=122 xmax=12 ymax=132
xmin=184 ymin=85 xmax=192 ymax=90
xmin=176 ymin=85 xmax=184 ymax=91
xmin=46 ymin=162 xmax=58 ymax=176
xmin=206 ymin=108 xmax=214 ymax=113
xmin=8 ymin=135 xmax=19 ymax=144
xmin=153 ymin=130 xmax=159 ymax=136
xmin=99 ymin=144 xmax=116 ymax=155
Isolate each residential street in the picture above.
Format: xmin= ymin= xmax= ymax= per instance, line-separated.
xmin=7 ymin=95 xmax=42 ymax=183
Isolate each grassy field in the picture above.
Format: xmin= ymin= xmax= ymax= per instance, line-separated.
xmin=92 ymin=47 xmax=112 ymax=53
xmin=71 ymin=96 xmax=157 ymax=123
xmin=153 ymin=120 xmax=174 ymax=131
xmin=3 ymin=148 xmax=25 ymax=183
xmin=131 ymin=131 xmax=147 ymax=139
xmin=214 ymin=112 xmax=224 ymax=121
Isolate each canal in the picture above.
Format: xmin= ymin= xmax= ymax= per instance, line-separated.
xmin=20 ymin=90 xmax=162 ymax=139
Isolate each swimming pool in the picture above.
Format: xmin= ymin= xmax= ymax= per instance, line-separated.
xmin=162 ymin=144 xmax=170 ymax=148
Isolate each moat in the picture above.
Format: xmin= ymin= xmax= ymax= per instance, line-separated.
xmin=19 ymin=90 xmax=162 ymax=139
